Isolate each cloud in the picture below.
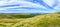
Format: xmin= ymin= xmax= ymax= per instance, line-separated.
xmin=0 ymin=0 xmax=46 ymax=10
xmin=0 ymin=0 xmax=60 ymax=13
xmin=0 ymin=8 xmax=8 ymax=10
xmin=54 ymin=4 xmax=60 ymax=11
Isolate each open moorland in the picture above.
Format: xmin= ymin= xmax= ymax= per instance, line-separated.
xmin=0 ymin=12 xmax=60 ymax=27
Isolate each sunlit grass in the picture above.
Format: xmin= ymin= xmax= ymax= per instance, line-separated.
xmin=0 ymin=12 xmax=60 ymax=27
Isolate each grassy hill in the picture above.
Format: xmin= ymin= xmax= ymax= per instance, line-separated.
xmin=0 ymin=12 xmax=60 ymax=27
xmin=0 ymin=13 xmax=38 ymax=19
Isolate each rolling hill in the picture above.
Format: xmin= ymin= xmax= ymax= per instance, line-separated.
xmin=0 ymin=12 xmax=60 ymax=27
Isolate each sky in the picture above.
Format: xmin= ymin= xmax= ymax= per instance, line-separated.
xmin=0 ymin=0 xmax=60 ymax=13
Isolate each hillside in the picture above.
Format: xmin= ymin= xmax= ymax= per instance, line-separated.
xmin=0 ymin=12 xmax=60 ymax=27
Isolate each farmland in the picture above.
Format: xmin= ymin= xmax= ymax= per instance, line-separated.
xmin=0 ymin=12 xmax=60 ymax=27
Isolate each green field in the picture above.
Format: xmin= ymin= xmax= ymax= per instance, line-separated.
xmin=0 ymin=12 xmax=60 ymax=27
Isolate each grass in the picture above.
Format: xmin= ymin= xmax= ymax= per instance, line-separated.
xmin=0 ymin=13 xmax=37 ymax=19
xmin=0 ymin=12 xmax=60 ymax=27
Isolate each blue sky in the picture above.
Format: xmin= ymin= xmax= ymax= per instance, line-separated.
xmin=0 ymin=0 xmax=60 ymax=13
